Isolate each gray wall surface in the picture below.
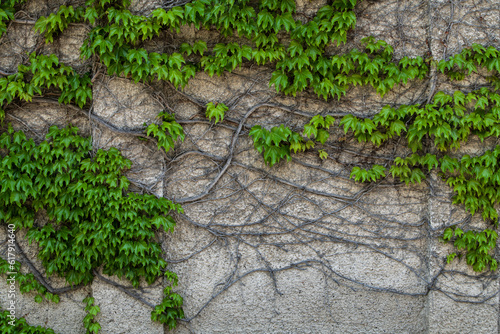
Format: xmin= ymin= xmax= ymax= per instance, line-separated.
xmin=0 ymin=0 xmax=499 ymax=333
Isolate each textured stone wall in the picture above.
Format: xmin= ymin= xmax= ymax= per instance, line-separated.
xmin=0 ymin=0 xmax=499 ymax=333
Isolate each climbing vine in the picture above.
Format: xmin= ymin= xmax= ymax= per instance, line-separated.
xmin=82 ymin=296 xmax=101 ymax=334
xmin=0 ymin=0 xmax=499 ymax=332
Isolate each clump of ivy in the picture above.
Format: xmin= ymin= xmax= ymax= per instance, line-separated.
xmin=244 ymin=42 xmax=500 ymax=273
xmin=0 ymin=309 xmax=56 ymax=334
xmin=151 ymin=271 xmax=184 ymax=330
xmin=38 ymin=0 xmax=430 ymax=99
xmin=0 ymin=124 xmax=184 ymax=326
xmin=443 ymin=226 xmax=498 ymax=272
xmin=343 ymin=46 xmax=500 ymax=271
xmin=205 ymin=102 xmax=228 ymax=124
xmin=145 ymin=111 xmax=185 ymax=153
xmin=249 ymin=115 xmax=336 ymax=166
xmin=35 ymin=5 xmax=85 ymax=43
xmin=249 ymin=124 xmax=304 ymax=166
xmin=0 ymin=259 xmax=60 ymax=303
xmin=0 ymin=52 xmax=92 ymax=122
xmin=0 ymin=0 xmax=25 ymax=38
xmin=83 ymin=297 xmax=101 ymax=334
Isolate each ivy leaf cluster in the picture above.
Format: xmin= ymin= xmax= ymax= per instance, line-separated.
xmin=150 ymin=271 xmax=184 ymax=330
xmin=303 ymin=115 xmax=335 ymax=144
xmin=341 ymin=87 xmax=500 ymax=153
xmin=438 ymin=44 xmax=500 ymax=81
xmin=342 ymin=103 xmax=413 ymax=147
xmin=34 ymin=0 xmax=434 ymax=103
xmin=302 ymin=115 xmax=335 ymax=160
xmin=249 ymin=115 xmax=337 ymax=165
xmin=342 ymin=90 xmax=500 ymax=270
xmin=205 ymin=102 xmax=228 ymax=124
xmin=37 ymin=0 xmax=430 ymax=101
xmin=0 ymin=0 xmax=25 ymax=38
xmin=332 ymin=42 xmax=500 ymax=271
xmin=0 ymin=53 xmax=92 ymax=122
xmin=2 ymin=3 xmax=499 ymax=333
xmin=145 ymin=111 xmax=185 ymax=152
xmin=0 ymin=258 xmax=60 ymax=303
xmin=0 ymin=124 xmax=183 ymax=295
xmin=443 ymin=226 xmax=498 ymax=272
xmin=389 ymin=154 xmax=430 ymax=185
xmin=35 ymin=5 xmax=85 ymax=43
xmin=445 ymin=146 xmax=500 ymax=224
xmin=272 ymin=37 xmax=427 ymax=99
xmin=350 ymin=165 xmax=386 ymax=182
xmin=1 ymin=21 xmax=186 ymax=329
xmin=83 ymin=297 xmax=101 ymax=334
xmin=249 ymin=124 xmax=297 ymax=167
xmin=0 ymin=310 xmax=56 ymax=334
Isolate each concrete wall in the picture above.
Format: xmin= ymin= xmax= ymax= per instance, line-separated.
xmin=0 ymin=0 xmax=499 ymax=333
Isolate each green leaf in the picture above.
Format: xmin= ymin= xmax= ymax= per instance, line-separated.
xmin=443 ymin=227 xmax=454 ymax=241
xmin=475 ymin=95 xmax=489 ymax=110
xmin=168 ymin=53 xmax=185 ymax=69
xmin=309 ymin=115 xmax=325 ymax=128
xmin=324 ymin=115 xmax=335 ymax=128
xmin=316 ymin=129 xmax=329 ymax=144
xmin=433 ymin=91 xmax=452 ymax=106
xmin=453 ymin=91 xmax=465 ymax=106
xmin=206 ymin=102 xmax=228 ymax=124
xmin=269 ymin=70 xmax=288 ymax=92
xmin=249 ymin=125 xmax=267 ymax=143
xmin=447 ymin=253 xmax=456 ymax=264
xmin=192 ymin=40 xmax=207 ymax=55
xmin=267 ymin=125 xmax=291 ymax=146
xmin=340 ymin=114 xmax=358 ymax=134
xmin=263 ymin=145 xmax=288 ymax=166
xmin=257 ymin=10 xmax=274 ymax=30
xmin=287 ymin=41 xmax=303 ymax=58
xmin=370 ymin=165 xmax=386 ymax=181
xmin=389 ymin=120 xmax=406 ymax=136
xmin=303 ymin=123 xmax=318 ymax=139
xmin=422 ymin=154 xmax=438 ymax=171
xmin=318 ymin=149 xmax=328 ymax=160
xmin=370 ymin=131 xmax=385 ymax=146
